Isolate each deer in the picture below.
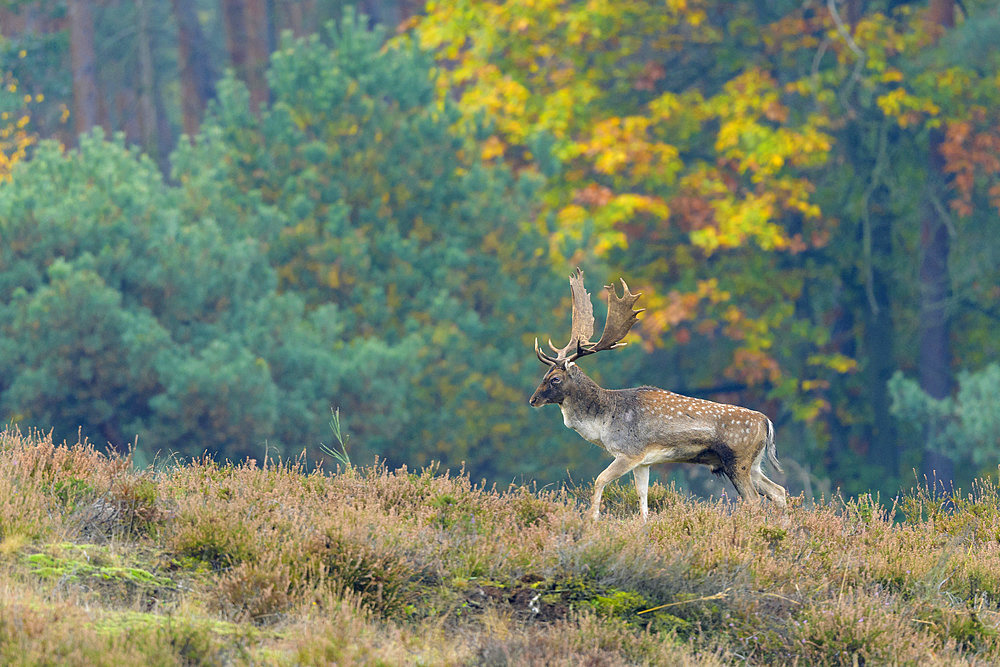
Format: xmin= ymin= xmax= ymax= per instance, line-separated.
xmin=529 ymin=268 xmax=787 ymax=521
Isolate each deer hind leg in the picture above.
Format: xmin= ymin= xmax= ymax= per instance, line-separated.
xmin=591 ymin=455 xmax=636 ymax=520
xmin=751 ymin=446 xmax=788 ymax=506
xmin=633 ymin=465 xmax=651 ymax=522
xmin=752 ymin=470 xmax=788 ymax=506
xmin=725 ymin=457 xmax=761 ymax=505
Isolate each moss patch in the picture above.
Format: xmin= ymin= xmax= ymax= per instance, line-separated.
xmin=90 ymin=608 xmax=260 ymax=639
xmin=24 ymin=543 xmax=176 ymax=591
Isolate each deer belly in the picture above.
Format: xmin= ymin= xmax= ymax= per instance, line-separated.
xmin=639 ymin=444 xmax=708 ymax=466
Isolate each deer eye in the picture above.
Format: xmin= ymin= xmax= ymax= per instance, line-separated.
xmin=550 ymin=376 xmax=562 ymax=385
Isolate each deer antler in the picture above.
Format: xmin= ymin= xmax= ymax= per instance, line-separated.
xmin=579 ymin=278 xmax=644 ymax=356
xmin=535 ymin=268 xmax=643 ymax=368
xmin=547 ymin=267 xmax=595 ymax=358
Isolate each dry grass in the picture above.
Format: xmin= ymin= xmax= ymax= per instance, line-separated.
xmin=3 ymin=427 xmax=1000 ymax=664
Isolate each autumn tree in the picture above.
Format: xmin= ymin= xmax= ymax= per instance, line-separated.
xmin=413 ymin=0 xmax=843 ymax=491
xmin=788 ymin=1 xmax=1000 ymax=486
xmin=413 ymin=0 xmax=1000 ymax=494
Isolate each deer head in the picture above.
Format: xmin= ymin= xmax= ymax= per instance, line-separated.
xmin=529 ymin=268 xmax=643 ymax=406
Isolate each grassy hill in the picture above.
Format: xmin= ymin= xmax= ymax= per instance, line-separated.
xmin=2 ymin=427 xmax=1000 ymax=665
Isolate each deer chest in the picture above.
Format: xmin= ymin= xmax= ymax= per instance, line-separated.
xmin=560 ymin=405 xmax=610 ymax=448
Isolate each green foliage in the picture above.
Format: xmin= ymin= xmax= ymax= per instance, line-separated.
xmin=0 ymin=14 xmax=570 ymax=479
xmin=0 ymin=133 xmax=328 ymax=461
xmin=173 ymin=11 xmax=568 ymax=478
xmin=889 ymin=364 xmax=1000 ymax=473
xmin=1 ymin=257 xmax=167 ymax=446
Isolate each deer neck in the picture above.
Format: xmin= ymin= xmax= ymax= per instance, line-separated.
xmin=559 ymin=366 xmax=614 ymax=445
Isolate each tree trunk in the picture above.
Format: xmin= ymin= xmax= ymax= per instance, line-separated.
xmin=116 ymin=88 xmax=141 ymax=144
xmin=919 ymin=0 xmax=955 ymax=489
xmin=244 ymin=0 xmax=272 ymax=108
xmin=68 ymin=0 xmax=100 ymax=138
xmin=154 ymin=75 xmax=173 ymax=175
xmin=221 ymin=0 xmax=271 ymax=113
xmin=844 ymin=0 xmax=864 ymax=28
xmin=171 ymin=0 xmax=217 ymax=137
xmin=865 ymin=182 xmax=898 ymax=479
xmin=277 ymin=0 xmax=312 ymax=37
xmin=136 ymin=0 xmax=159 ymax=157
xmin=836 ymin=115 xmax=898 ymax=488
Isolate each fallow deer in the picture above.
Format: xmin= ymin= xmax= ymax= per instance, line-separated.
xmin=529 ymin=268 xmax=787 ymax=520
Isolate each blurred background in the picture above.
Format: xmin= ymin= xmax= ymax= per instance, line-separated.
xmin=1 ymin=0 xmax=998 ymax=500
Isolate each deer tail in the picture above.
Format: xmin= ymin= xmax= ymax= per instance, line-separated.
xmin=765 ymin=418 xmax=782 ymax=473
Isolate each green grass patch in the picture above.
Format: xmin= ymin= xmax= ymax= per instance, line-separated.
xmin=24 ymin=544 xmax=176 ymax=590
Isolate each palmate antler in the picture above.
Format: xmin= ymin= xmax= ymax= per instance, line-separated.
xmin=535 ymin=268 xmax=644 ymax=368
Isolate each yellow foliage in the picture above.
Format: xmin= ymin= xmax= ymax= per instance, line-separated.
xmin=325 ymin=267 xmax=341 ymax=289
xmin=411 ymin=0 xmax=842 ymax=368
xmin=0 ymin=73 xmax=35 ymax=182
xmin=876 ymin=88 xmax=939 ymax=128
xmin=880 ymin=68 xmax=904 ymax=84
xmin=807 ymin=353 xmax=859 ymax=374
xmin=481 ymin=135 xmax=504 ymax=160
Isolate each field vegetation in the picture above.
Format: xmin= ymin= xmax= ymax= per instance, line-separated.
xmin=4 ymin=427 xmax=1000 ymax=665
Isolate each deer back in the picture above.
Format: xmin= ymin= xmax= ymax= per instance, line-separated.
xmin=627 ymin=387 xmax=770 ymax=456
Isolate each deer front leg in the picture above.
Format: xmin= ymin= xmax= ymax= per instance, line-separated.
xmin=591 ymin=455 xmax=636 ymax=520
xmin=633 ymin=464 xmax=651 ymax=522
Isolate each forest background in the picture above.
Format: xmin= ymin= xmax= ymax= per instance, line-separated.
xmin=1 ymin=0 xmax=999 ymax=501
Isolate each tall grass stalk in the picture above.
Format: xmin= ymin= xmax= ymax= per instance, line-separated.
xmin=320 ymin=406 xmax=352 ymax=471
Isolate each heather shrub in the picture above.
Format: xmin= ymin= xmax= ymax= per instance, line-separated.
xmin=566 ymin=477 xmax=686 ymax=519
xmin=0 ymin=428 xmax=168 ymax=544
xmin=7 ymin=428 xmax=1000 ymax=664
xmin=215 ymin=557 xmax=294 ymax=623
xmin=161 ymin=456 xmax=295 ymax=569
xmin=0 ymin=468 xmax=57 ymax=541
xmin=791 ymin=590 xmax=929 ymax=666
xmin=0 ymin=598 xmax=124 ymax=666
xmin=162 ymin=454 xmax=421 ymax=618
xmin=166 ymin=508 xmax=259 ymax=570
xmin=506 ymin=484 xmax=558 ymax=527
xmin=473 ymin=610 xmax=729 ymax=666
xmin=279 ymin=592 xmax=430 ymax=664
xmin=0 ymin=585 xmax=242 ymax=666
xmin=297 ymin=510 xmax=418 ymax=617
xmin=0 ymin=429 xmax=110 ymax=540
xmin=70 ymin=471 xmax=164 ymax=541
